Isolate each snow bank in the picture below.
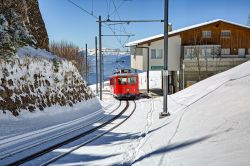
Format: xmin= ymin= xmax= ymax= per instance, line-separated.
xmin=0 ymin=98 xmax=102 ymax=137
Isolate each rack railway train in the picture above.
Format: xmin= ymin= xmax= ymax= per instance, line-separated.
xmin=110 ymin=69 xmax=139 ymax=99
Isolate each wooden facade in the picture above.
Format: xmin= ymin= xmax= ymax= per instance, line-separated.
xmin=127 ymin=19 xmax=250 ymax=92
xmin=175 ymin=21 xmax=250 ymax=55
xmin=138 ymin=20 xmax=250 ymax=55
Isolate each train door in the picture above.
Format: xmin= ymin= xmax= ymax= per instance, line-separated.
xmin=117 ymin=76 xmax=127 ymax=94
xmin=127 ymin=76 xmax=138 ymax=94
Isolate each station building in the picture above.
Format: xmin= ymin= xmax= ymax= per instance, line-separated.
xmin=126 ymin=19 xmax=250 ymax=93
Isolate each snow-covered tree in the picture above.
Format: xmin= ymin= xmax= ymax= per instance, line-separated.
xmin=0 ymin=10 xmax=36 ymax=58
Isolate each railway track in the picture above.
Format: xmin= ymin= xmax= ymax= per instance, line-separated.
xmin=0 ymin=102 xmax=117 ymax=151
xmin=1 ymin=100 xmax=136 ymax=166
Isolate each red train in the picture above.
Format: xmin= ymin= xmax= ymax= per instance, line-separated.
xmin=110 ymin=69 xmax=139 ymax=99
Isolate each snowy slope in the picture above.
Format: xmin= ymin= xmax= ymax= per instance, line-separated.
xmin=52 ymin=60 xmax=250 ymax=165
xmin=133 ymin=61 xmax=250 ymax=166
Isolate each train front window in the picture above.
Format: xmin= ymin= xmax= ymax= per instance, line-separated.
xmin=128 ymin=77 xmax=136 ymax=84
xmin=118 ymin=77 xmax=127 ymax=85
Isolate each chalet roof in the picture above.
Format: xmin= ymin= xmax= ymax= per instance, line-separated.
xmin=125 ymin=19 xmax=250 ymax=46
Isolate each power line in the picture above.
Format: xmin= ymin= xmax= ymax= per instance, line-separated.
xmin=110 ymin=0 xmax=130 ymax=48
xmin=105 ymin=0 xmax=111 ymax=19
xmin=66 ymin=0 xmax=132 ymax=49
xmin=67 ymin=0 xmax=98 ymax=19
xmin=109 ymin=0 xmax=125 ymax=17
xmin=111 ymin=0 xmax=127 ymax=33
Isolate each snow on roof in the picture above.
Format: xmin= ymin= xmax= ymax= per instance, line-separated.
xmin=125 ymin=34 xmax=164 ymax=47
xmin=126 ymin=19 xmax=250 ymax=46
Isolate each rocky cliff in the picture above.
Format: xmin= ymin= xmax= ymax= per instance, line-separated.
xmin=0 ymin=0 xmax=49 ymax=51
xmin=0 ymin=46 xmax=94 ymax=116
xmin=0 ymin=1 xmax=95 ymax=117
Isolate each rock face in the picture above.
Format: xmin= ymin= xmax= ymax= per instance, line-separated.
xmin=0 ymin=47 xmax=94 ymax=116
xmin=0 ymin=0 xmax=49 ymax=50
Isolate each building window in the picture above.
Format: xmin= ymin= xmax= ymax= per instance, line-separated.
xmin=221 ymin=48 xmax=230 ymax=55
xmin=201 ymin=48 xmax=212 ymax=58
xmin=184 ymin=48 xmax=194 ymax=59
xmin=221 ymin=30 xmax=231 ymax=37
xmin=202 ymin=31 xmax=211 ymax=38
xmin=151 ymin=49 xmax=163 ymax=59
xmin=238 ymin=48 xmax=245 ymax=56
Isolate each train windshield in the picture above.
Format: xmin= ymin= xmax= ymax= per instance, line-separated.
xmin=118 ymin=77 xmax=127 ymax=85
xmin=128 ymin=77 xmax=136 ymax=84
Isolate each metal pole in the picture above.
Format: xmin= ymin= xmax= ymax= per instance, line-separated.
xmin=182 ymin=63 xmax=185 ymax=89
xmin=100 ymin=19 xmax=164 ymax=23
xmin=147 ymin=48 xmax=149 ymax=93
xmin=101 ymin=35 xmax=135 ymax=37
xmin=85 ymin=43 xmax=88 ymax=83
xmin=160 ymin=0 xmax=170 ymax=118
xmin=99 ymin=16 xmax=102 ymax=100
xmin=95 ymin=36 xmax=98 ymax=94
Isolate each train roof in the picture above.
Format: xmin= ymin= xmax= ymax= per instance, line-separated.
xmin=111 ymin=73 xmax=138 ymax=77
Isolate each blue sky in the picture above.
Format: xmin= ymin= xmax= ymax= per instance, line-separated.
xmin=38 ymin=0 xmax=250 ymax=50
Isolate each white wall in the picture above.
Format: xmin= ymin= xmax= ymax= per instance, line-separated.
xmin=130 ymin=35 xmax=181 ymax=71
xmin=130 ymin=46 xmax=144 ymax=70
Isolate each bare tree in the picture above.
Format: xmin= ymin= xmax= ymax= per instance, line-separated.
xmin=191 ymin=29 xmax=203 ymax=81
xmin=49 ymin=41 xmax=89 ymax=79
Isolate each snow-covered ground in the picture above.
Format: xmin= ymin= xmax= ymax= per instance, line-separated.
xmin=52 ymin=60 xmax=250 ymax=165
xmin=1 ymin=55 xmax=249 ymax=165
xmin=0 ymin=98 xmax=102 ymax=137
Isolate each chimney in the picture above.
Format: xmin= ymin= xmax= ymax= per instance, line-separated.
xmin=168 ymin=23 xmax=172 ymax=32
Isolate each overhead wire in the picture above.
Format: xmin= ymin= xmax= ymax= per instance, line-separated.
xmin=110 ymin=0 xmax=131 ymax=48
xmin=67 ymin=0 xmax=132 ymax=49
xmin=109 ymin=0 xmax=125 ymax=17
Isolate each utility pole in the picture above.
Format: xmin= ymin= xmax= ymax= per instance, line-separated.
xmin=160 ymin=0 xmax=170 ymax=118
xmin=85 ymin=43 xmax=88 ymax=83
xmin=95 ymin=36 xmax=98 ymax=94
xmin=99 ymin=16 xmax=103 ymax=100
xmin=97 ymin=17 xmax=163 ymax=100
xmin=147 ymin=48 xmax=149 ymax=94
xmin=182 ymin=63 xmax=185 ymax=90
